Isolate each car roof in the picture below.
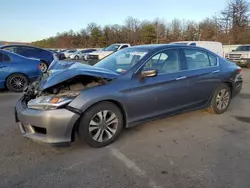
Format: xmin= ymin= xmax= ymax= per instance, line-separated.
xmin=0 ymin=44 xmax=42 ymax=49
xmin=129 ymin=44 xmax=216 ymax=55
xmin=131 ymin=44 xmax=196 ymax=50
xmin=171 ymin=41 xmax=222 ymax=44
xmin=0 ymin=44 xmax=53 ymax=53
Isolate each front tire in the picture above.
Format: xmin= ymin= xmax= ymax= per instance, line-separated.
xmin=74 ymin=55 xmax=79 ymax=60
xmin=208 ymin=83 xmax=231 ymax=114
xmin=78 ymin=102 xmax=124 ymax=148
xmin=6 ymin=73 xmax=29 ymax=92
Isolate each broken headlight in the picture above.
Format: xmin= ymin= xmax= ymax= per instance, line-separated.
xmin=27 ymin=96 xmax=74 ymax=110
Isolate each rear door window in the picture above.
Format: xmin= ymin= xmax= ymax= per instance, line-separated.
xmin=183 ymin=49 xmax=211 ymax=70
xmin=208 ymin=53 xmax=217 ymax=66
xmin=16 ymin=47 xmax=34 ymax=56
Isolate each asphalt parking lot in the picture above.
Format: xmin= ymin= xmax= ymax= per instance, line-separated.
xmin=0 ymin=69 xmax=250 ymax=188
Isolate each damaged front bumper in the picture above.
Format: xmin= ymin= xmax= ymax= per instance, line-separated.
xmin=15 ymin=97 xmax=80 ymax=146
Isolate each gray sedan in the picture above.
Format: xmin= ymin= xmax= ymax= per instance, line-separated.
xmin=15 ymin=44 xmax=243 ymax=148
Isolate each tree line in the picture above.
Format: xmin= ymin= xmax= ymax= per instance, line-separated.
xmin=32 ymin=0 xmax=250 ymax=48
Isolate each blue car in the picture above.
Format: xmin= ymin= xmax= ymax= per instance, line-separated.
xmin=16 ymin=44 xmax=243 ymax=147
xmin=0 ymin=45 xmax=56 ymax=72
xmin=0 ymin=49 xmax=42 ymax=92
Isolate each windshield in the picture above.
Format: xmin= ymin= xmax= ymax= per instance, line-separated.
xmin=235 ymin=46 xmax=250 ymax=51
xmin=94 ymin=48 xmax=148 ymax=74
xmin=104 ymin=44 xmax=120 ymax=52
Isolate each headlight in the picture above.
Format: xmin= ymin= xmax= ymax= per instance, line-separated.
xmin=27 ymin=96 xmax=74 ymax=110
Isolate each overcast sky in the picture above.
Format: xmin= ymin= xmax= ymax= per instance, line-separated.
xmin=0 ymin=0 xmax=227 ymax=42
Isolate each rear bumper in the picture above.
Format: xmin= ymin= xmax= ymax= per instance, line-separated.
xmin=15 ymin=97 xmax=80 ymax=145
xmin=232 ymin=74 xmax=243 ymax=97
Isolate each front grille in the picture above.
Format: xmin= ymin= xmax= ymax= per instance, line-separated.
xmin=228 ymin=54 xmax=241 ymax=60
xmin=88 ymin=55 xmax=99 ymax=60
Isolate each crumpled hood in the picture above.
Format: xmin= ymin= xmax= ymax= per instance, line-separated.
xmin=40 ymin=60 xmax=119 ymax=90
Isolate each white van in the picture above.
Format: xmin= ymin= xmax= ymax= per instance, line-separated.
xmin=170 ymin=41 xmax=224 ymax=57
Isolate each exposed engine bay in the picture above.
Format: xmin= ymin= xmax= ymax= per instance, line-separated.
xmin=23 ymin=74 xmax=109 ymax=103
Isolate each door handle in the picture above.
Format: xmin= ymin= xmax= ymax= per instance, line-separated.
xmin=176 ymin=76 xmax=187 ymax=80
xmin=212 ymin=70 xmax=220 ymax=74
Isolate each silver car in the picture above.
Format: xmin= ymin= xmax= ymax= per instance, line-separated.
xmin=69 ymin=49 xmax=97 ymax=60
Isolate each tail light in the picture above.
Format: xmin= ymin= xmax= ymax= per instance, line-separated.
xmin=236 ymin=66 xmax=241 ymax=74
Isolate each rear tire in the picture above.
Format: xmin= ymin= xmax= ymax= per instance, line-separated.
xmin=75 ymin=55 xmax=79 ymax=60
xmin=6 ymin=73 xmax=29 ymax=92
xmin=207 ymin=83 xmax=231 ymax=114
xmin=78 ymin=102 xmax=124 ymax=148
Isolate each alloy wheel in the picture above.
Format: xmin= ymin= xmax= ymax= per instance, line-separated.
xmin=88 ymin=110 xmax=118 ymax=143
xmin=10 ymin=76 xmax=26 ymax=91
xmin=216 ymin=89 xmax=230 ymax=110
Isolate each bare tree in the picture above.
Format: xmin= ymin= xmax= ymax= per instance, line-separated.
xmin=124 ymin=17 xmax=140 ymax=44
xmin=216 ymin=0 xmax=250 ymax=43
xmin=183 ymin=21 xmax=199 ymax=41
xmin=153 ymin=18 xmax=166 ymax=43
xmin=199 ymin=18 xmax=219 ymax=41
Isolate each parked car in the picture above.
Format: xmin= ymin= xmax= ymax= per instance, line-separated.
xmin=48 ymin=49 xmax=66 ymax=60
xmin=63 ymin=49 xmax=78 ymax=58
xmin=170 ymin=41 xmax=224 ymax=57
xmin=225 ymin=45 xmax=250 ymax=68
xmin=69 ymin=49 xmax=97 ymax=60
xmin=87 ymin=43 xmax=131 ymax=65
xmin=15 ymin=44 xmax=243 ymax=148
xmin=0 ymin=49 xmax=42 ymax=92
xmin=0 ymin=45 xmax=56 ymax=72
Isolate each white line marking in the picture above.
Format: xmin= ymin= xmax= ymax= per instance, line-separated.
xmin=110 ymin=147 xmax=163 ymax=188
xmin=110 ymin=147 xmax=146 ymax=177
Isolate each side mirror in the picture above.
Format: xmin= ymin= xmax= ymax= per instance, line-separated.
xmin=140 ymin=69 xmax=157 ymax=78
